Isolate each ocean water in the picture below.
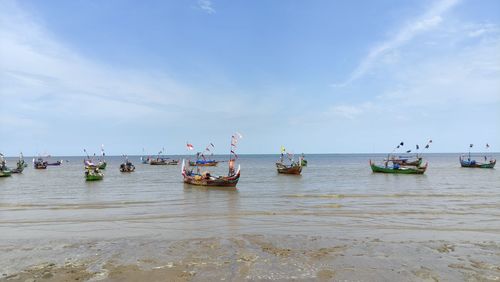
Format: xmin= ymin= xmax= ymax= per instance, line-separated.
xmin=1 ymin=153 xmax=499 ymax=280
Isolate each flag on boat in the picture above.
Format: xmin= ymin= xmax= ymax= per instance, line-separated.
xmin=486 ymin=143 xmax=490 ymax=148
xmin=230 ymin=150 xmax=238 ymax=159
xmin=416 ymin=144 xmax=419 ymax=150
xmin=186 ymin=143 xmax=194 ymax=151
xmin=231 ymin=136 xmax=238 ymax=146
xmin=406 ymin=150 xmax=411 ymax=153
xmin=470 ymin=144 xmax=473 ymax=148
xmin=281 ymin=146 xmax=286 ymax=153
xmin=210 ymin=143 xmax=215 ymax=148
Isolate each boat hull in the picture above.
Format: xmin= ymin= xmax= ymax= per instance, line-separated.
xmin=0 ymin=170 xmax=12 ymax=177
xmin=276 ymin=163 xmax=302 ymax=175
xmin=369 ymin=160 xmax=427 ymax=174
xmin=86 ymin=174 xmax=103 ymax=181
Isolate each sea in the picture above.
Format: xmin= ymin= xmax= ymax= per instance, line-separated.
xmin=1 ymin=154 xmax=499 ymax=281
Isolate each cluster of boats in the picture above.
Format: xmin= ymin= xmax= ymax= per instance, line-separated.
xmin=369 ymin=142 xmax=496 ymax=174
xmin=1 ymin=142 xmax=496 ymax=185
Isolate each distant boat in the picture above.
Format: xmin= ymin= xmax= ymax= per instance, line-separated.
xmin=150 ymin=158 xmax=178 ymax=165
xmin=369 ymin=160 xmax=427 ymax=174
xmin=0 ymin=155 xmax=12 ymax=177
xmin=85 ymin=165 xmax=104 ymax=181
xmin=276 ymin=146 xmax=303 ymax=175
xmin=188 ymin=159 xmax=218 ymax=167
xmin=189 ymin=144 xmax=218 ymax=166
xmin=33 ymin=158 xmax=48 ymax=169
xmin=46 ymin=160 xmax=63 ymax=166
xmin=276 ymin=162 xmax=302 ymax=174
xmin=119 ymin=158 xmax=135 ymax=172
xmin=459 ymin=144 xmax=496 ymax=168
xmin=459 ymin=156 xmax=496 ymax=168
xmin=10 ymin=154 xmax=26 ymax=174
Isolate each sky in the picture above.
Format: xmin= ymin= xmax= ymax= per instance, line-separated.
xmin=0 ymin=0 xmax=499 ymax=156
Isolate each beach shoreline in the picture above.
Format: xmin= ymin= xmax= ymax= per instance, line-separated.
xmin=2 ymin=233 xmax=499 ymax=281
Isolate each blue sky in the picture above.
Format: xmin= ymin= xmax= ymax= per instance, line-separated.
xmin=1 ymin=0 xmax=499 ymax=156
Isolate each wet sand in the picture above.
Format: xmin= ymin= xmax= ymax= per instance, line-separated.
xmin=2 ymin=234 xmax=500 ymax=281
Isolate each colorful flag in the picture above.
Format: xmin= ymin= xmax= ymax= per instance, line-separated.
xmin=186 ymin=143 xmax=194 ymax=151
xmin=281 ymin=146 xmax=286 ymax=153
xmin=400 ymin=142 xmax=404 ymax=146
xmin=210 ymin=143 xmax=215 ymax=148
xmin=425 ymin=144 xmax=429 ymax=149
xmin=230 ymin=150 xmax=238 ymax=159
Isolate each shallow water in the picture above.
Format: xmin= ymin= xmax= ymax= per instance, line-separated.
xmin=1 ymin=154 xmax=499 ymax=280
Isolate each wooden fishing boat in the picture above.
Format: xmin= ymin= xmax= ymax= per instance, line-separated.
xmin=0 ymin=156 xmax=11 ymax=177
xmin=459 ymin=156 xmax=496 ymax=168
xmin=33 ymin=158 xmax=48 ymax=169
xmin=149 ymin=158 xmax=178 ymax=165
xmin=10 ymin=159 xmax=26 ymax=174
xmin=369 ymin=160 xmax=428 ymax=174
xmin=46 ymin=160 xmax=62 ymax=166
xmin=276 ymin=162 xmax=302 ymax=175
xmin=119 ymin=161 xmax=135 ymax=172
xmin=181 ymin=159 xmax=240 ymax=187
xmin=85 ymin=166 xmax=104 ymax=181
xmin=188 ymin=160 xmax=218 ymax=167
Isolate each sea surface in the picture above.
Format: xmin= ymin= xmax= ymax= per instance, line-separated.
xmin=1 ymin=154 xmax=499 ymax=281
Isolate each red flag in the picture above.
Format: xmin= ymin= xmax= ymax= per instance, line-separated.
xmin=186 ymin=143 xmax=194 ymax=151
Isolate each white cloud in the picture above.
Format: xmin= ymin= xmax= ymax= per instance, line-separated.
xmin=198 ymin=0 xmax=216 ymax=14
xmin=333 ymin=0 xmax=460 ymax=87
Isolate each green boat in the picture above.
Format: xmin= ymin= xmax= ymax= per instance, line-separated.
xmin=0 ymin=155 xmax=12 ymax=177
xmin=85 ymin=166 xmax=104 ymax=181
xmin=97 ymin=161 xmax=107 ymax=170
xmin=0 ymin=169 xmax=11 ymax=177
xmin=460 ymin=156 xmax=496 ymax=168
xmin=369 ymin=160 xmax=427 ymax=174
